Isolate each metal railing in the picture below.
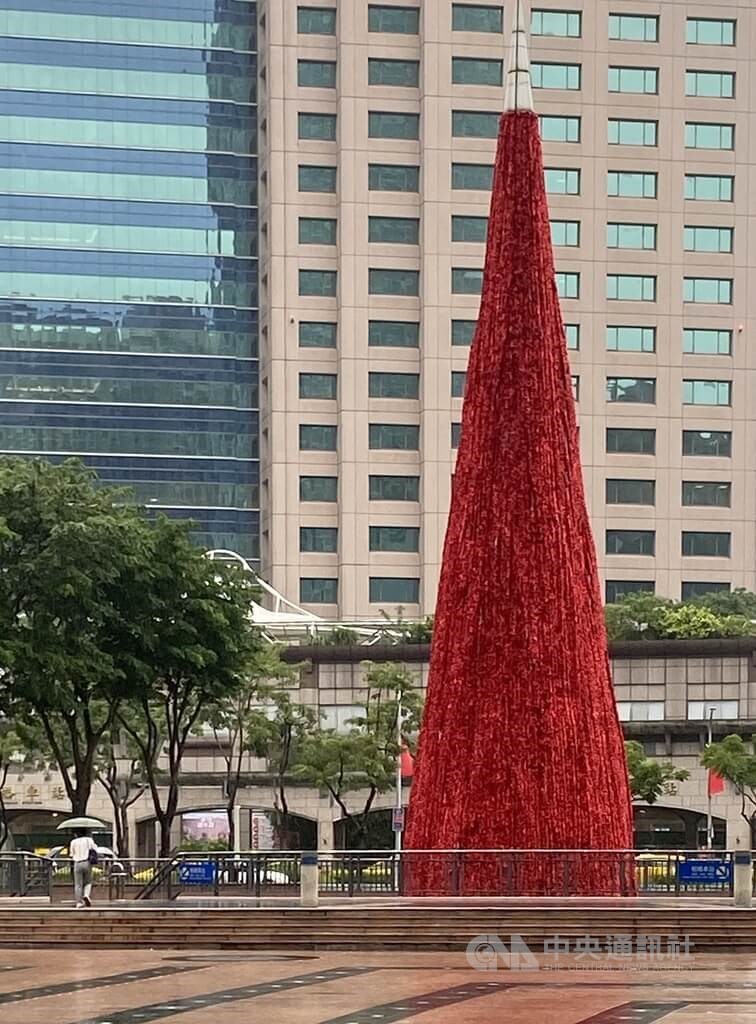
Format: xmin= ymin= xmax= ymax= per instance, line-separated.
xmin=0 ymin=852 xmax=53 ymax=898
xmin=0 ymin=849 xmax=747 ymax=901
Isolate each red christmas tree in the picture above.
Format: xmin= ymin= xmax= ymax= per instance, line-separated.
xmin=404 ymin=1 xmax=635 ymax=895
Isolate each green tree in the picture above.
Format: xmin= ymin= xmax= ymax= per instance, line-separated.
xmin=0 ymin=458 xmax=154 ymax=815
xmin=293 ymin=663 xmax=423 ymax=848
xmin=625 ymin=740 xmax=689 ymax=804
xmin=246 ymin=689 xmax=319 ymax=847
xmin=95 ymin=731 xmax=144 ymax=859
xmin=203 ymin=647 xmax=298 ymax=849
xmin=701 ymin=734 xmax=756 ymax=846
xmin=0 ymin=724 xmax=23 ymax=849
xmin=605 ymin=594 xmax=674 ymax=641
xmin=659 ymin=604 xmax=750 ymax=640
xmin=694 ymin=588 xmax=756 ymax=623
xmin=115 ymin=520 xmax=261 ymax=856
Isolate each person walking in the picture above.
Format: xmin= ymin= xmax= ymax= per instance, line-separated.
xmin=69 ymin=829 xmax=97 ymax=908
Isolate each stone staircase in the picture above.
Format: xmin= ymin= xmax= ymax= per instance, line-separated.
xmin=2 ymin=905 xmax=756 ymax=951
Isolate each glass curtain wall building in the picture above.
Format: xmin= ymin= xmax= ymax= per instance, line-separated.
xmin=0 ymin=0 xmax=259 ymax=559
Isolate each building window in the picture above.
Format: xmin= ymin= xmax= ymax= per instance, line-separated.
xmin=607 ymin=377 xmax=656 ymax=404
xmin=606 ymin=428 xmax=656 ymax=455
xmin=686 ymin=71 xmax=735 ymax=98
xmin=684 ymin=226 xmax=733 ymax=253
xmin=682 ymin=482 xmax=731 ymax=508
xmin=609 ymin=14 xmax=659 ymax=42
xmin=685 ymin=123 xmax=734 ymax=150
xmin=608 ymin=119 xmax=658 ymax=147
xmin=369 ymin=577 xmax=420 ymax=603
xmin=607 ymin=223 xmax=657 ymax=250
xmin=368 ymin=4 xmax=420 ymax=33
xmin=606 ymin=530 xmax=656 ymax=556
xmin=300 ymin=526 xmax=338 ymax=552
xmin=297 ymin=7 xmax=337 ymax=34
xmin=683 ymin=430 xmax=732 ymax=457
xmin=368 ymin=269 xmax=419 ymax=295
xmin=369 ymin=164 xmax=420 ymax=192
xmin=556 ymin=272 xmax=580 ymax=298
xmin=453 ymin=3 xmax=504 ymax=33
xmin=551 ymin=220 xmax=580 ymax=246
xmin=683 ymin=329 xmax=732 ymax=356
xmin=606 ymin=580 xmax=655 ymax=603
xmin=684 ymin=175 xmax=733 ymax=202
xmin=608 ymin=171 xmax=657 ymax=198
xmin=299 ymin=217 xmax=337 ymax=245
xmin=368 ymin=59 xmax=420 ymax=87
xmin=452 ymin=215 xmax=488 ymax=242
xmin=300 ymin=425 xmax=337 ymax=451
xmin=368 ymin=111 xmax=420 ymax=139
xmin=300 ymin=577 xmax=338 ymax=603
xmin=299 ymin=270 xmax=337 ymax=297
xmin=298 ymin=165 xmax=337 ymax=192
xmin=452 ymin=268 xmax=483 ymax=294
xmin=452 ymin=320 xmax=476 ymax=345
xmin=452 ymin=163 xmax=493 ymax=190
xmin=608 ymin=67 xmax=658 ymax=94
xmin=545 ymin=168 xmax=580 ymax=194
xmin=452 ymin=110 xmax=499 ymax=138
xmin=565 ymin=324 xmax=580 ymax=349
xmin=532 ymin=62 xmax=581 ymax=90
xmin=452 ymin=57 xmax=503 ymax=86
xmin=607 ymin=275 xmax=656 ymax=301
xmin=369 ymin=216 xmax=420 ymax=244
xmin=369 ymin=372 xmax=419 ymax=399
xmin=688 ymin=700 xmax=738 ymax=720
xmin=369 ymin=475 xmax=420 ymax=501
xmin=531 ymin=9 xmax=581 ymax=37
xmin=451 ymin=371 xmax=466 ymax=398
xmin=369 ymin=321 xmax=420 ymax=348
xmin=682 ymin=582 xmax=731 ymax=601
xmin=299 ymin=373 xmax=337 ymax=400
xmin=617 ymin=702 xmax=665 ymax=723
xmin=300 ymin=322 xmax=337 ymax=348
xmin=451 ymin=422 xmax=462 ymax=448
xmin=682 ymin=532 xmax=731 ymax=558
xmin=607 ymin=326 xmax=656 ymax=353
xmin=687 ymin=19 xmax=736 ymax=46
xmin=298 ymin=113 xmax=337 ymax=141
xmin=683 ymin=278 xmax=732 ymax=304
xmin=606 ymin=479 xmax=656 ymax=505
xmin=300 ymin=476 xmax=338 ymax=502
xmin=540 ymin=115 xmax=581 ymax=142
xmin=369 ymin=526 xmax=420 ymax=552
xmin=298 ymin=60 xmax=337 ymax=88
xmin=683 ymin=379 xmax=732 ymax=406
xmin=369 ymin=423 xmax=420 ymax=449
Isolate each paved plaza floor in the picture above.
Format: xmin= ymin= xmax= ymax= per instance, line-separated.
xmin=1 ymin=947 xmax=755 ymax=1024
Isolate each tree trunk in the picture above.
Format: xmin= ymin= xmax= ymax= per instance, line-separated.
xmin=159 ymin=818 xmax=172 ymax=859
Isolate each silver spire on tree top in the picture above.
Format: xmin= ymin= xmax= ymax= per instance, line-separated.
xmin=505 ymin=0 xmax=533 ymax=111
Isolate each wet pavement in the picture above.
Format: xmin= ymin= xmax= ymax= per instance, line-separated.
xmin=1 ymin=947 xmax=756 ymax=1023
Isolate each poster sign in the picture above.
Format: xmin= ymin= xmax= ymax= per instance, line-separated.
xmin=178 ymin=860 xmax=215 ymax=885
xmin=392 ymin=807 xmax=405 ymax=833
xmin=678 ymin=859 xmax=731 ymax=884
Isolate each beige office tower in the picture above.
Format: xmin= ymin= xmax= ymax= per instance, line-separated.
xmin=257 ymin=1 xmax=755 ymax=619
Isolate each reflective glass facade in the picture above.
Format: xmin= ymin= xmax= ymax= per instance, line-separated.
xmin=0 ymin=0 xmax=259 ymax=559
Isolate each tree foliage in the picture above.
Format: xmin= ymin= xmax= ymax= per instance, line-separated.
xmin=701 ymin=734 xmax=756 ymax=842
xmin=625 ymin=740 xmax=689 ymax=805
xmin=605 ymin=592 xmax=753 ymax=643
xmin=293 ymin=663 xmax=423 ymax=847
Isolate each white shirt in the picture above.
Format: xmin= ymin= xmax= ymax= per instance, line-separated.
xmin=69 ymin=836 xmax=96 ymax=863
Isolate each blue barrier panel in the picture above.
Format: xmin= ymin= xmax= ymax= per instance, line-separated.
xmin=678 ymin=859 xmax=731 ymax=884
xmin=178 ymin=860 xmax=216 ymax=885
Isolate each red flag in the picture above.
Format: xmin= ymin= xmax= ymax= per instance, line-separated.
xmin=400 ymin=747 xmax=414 ymax=779
xmin=708 ymin=770 xmax=726 ymax=796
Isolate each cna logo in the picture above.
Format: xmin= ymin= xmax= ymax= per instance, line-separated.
xmin=466 ymin=934 xmax=540 ymax=971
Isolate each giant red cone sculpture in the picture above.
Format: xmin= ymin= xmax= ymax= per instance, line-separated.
xmin=404 ymin=2 xmax=635 ymax=895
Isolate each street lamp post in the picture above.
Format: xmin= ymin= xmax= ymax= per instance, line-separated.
xmin=706 ymin=706 xmax=717 ymax=850
xmin=394 ymin=694 xmax=403 ymax=854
